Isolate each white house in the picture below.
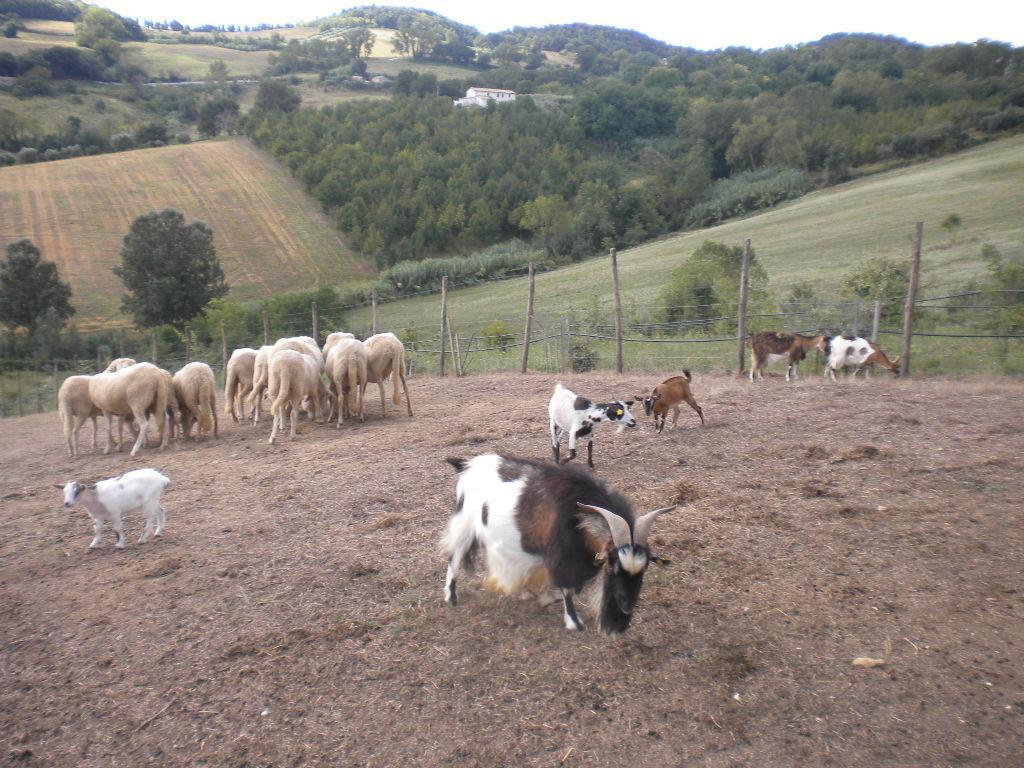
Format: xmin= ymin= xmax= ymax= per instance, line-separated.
xmin=454 ymin=87 xmax=517 ymax=108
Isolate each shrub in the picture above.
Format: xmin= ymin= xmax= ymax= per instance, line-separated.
xmin=175 ymin=132 xmax=191 ymax=144
xmin=0 ymin=151 xmax=15 ymax=166
xmin=15 ymin=147 xmax=38 ymax=164
xmin=110 ymin=132 xmax=134 ymax=151
xmin=481 ymin=320 xmax=515 ymax=351
xmin=686 ymin=168 xmax=809 ymax=228
xmin=570 ymin=340 xmax=599 ymax=372
xmin=42 ymin=148 xmax=60 ymax=161
xmin=63 ymin=144 xmax=83 ymax=158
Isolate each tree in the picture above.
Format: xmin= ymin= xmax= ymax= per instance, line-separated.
xmin=204 ymin=59 xmax=229 ymax=90
xmin=841 ymin=255 xmax=909 ymax=316
xmin=75 ymin=7 xmax=129 ymax=64
xmin=114 ymin=209 xmax=228 ymax=329
xmin=254 ymin=79 xmax=300 ymax=113
xmin=514 ymin=196 xmax=572 ymax=258
xmin=197 ymin=96 xmax=239 ymax=137
xmin=657 ymin=240 xmax=769 ymax=330
xmin=340 ymin=27 xmax=375 ymax=58
xmin=0 ymin=239 xmax=74 ymax=333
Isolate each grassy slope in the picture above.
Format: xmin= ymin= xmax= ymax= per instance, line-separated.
xmin=341 ymin=134 xmax=1024 ymax=336
xmin=0 ymin=137 xmax=373 ymax=328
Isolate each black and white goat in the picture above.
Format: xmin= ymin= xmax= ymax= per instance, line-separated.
xmin=55 ymin=468 xmax=170 ymax=549
xmin=442 ymin=454 xmax=674 ymax=634
xmin=548 ymin=383 xmax=636 ymax=469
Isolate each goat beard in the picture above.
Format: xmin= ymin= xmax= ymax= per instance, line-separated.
xmin=614 ymin=423 xmax=628 ymax=435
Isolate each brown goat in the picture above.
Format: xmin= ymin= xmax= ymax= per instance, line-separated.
xmin=636 ymin=372 xmax=705 ymax=433
xmin=749 ymin=331 xmax=827 ymax=382
xmin=853 ymin=341 xmax=901 ymax=379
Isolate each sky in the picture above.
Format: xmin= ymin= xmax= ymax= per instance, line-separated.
xmin=102 ymin=0 xmax=1024 ymax=50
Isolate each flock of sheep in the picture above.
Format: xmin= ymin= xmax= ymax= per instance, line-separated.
xmin=51 ymin=325 xmax=901 ymax=635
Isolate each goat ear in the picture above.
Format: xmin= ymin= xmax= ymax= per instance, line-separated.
xmin=593 ymin=550 xmax=607 ymax=563
xmin=624 ymin=400 xmax=635 ymax=407
xmin=649 ymin=554 xmax=671 ymax=566
xmin=53 ymin=483 xmax=65 ymax=489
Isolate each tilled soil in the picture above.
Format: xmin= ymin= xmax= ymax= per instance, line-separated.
xmin=1 ymin=371 xmax=1023 ymax=767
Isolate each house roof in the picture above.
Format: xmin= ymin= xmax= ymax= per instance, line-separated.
xmin=468 ymin=87 xmax=516 ymax=94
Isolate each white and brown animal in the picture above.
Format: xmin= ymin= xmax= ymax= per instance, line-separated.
xmin=56 ymin=468 xmax=170 ymax=549
xmin=749 ymin=332 xmax=828 ymax=382
xmin=853 ymin=341 xmax=901 ymax=379
xmin=548 ymin=383 xmax=636 ymax=469
xmin=267 ymin=349 xmax=328 ymax=444
xmin=224 ymin=347 xmax=257 ymax=422
xmin=636 ymin=372 xmax=705 ymax=433
xmin=326 ymin=337 xmax=367 ymax=426
xmin=87 ymin=363 xmax=169 ymax=456
xmin=443 ymin=454 xmax=674 ymax=633
xmin=172 ymin=362 xmax=218 ymax=439
xmin=57 ymin=376 xmax=102 ymax=458
xmin=363 ymin=332 xmax=412 ymax=418
xmin=824 ymin=335 xmax=874 ymax=382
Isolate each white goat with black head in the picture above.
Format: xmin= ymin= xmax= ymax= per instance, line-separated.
xmin=442 ymin=454 xmax=674 ymax=634
xmin=55 ymin=468 xmax=170 ymax=549
xmin=548 ymin=383 xmax=636 ymax=469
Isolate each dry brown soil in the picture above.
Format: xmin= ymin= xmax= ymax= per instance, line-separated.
xmin=1 ymin=372 xmax=1023 ymax=767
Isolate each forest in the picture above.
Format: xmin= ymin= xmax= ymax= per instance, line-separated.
xmin=244 ymin=30 xmax=1024 ymax=267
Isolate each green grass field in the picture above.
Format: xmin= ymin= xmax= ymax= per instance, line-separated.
xmin=334 ymin=135 xmax=1024 ymax=375
xmin=0 ymin=137 xmax=374 ymax=327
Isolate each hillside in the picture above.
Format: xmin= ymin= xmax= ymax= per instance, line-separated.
xmin=0 ymin=138 xmax=373 ymax=327
xmin=340 ymin=134 xmax=1024 ymax=333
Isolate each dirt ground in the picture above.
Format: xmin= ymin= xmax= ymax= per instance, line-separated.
xmin=1 ymin=371 xmax=1023 ymax=767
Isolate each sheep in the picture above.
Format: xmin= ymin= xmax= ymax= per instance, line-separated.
xmin=853 ymin=341 xmax=901 ymax=379
xmin=103 ymin=358 xmax=136 ymax=373
xmin=548 ymin=383 xmax=636 ymax=469
xmin=172 ymin=362 xmax=218 ymax=440
xmin=824 ymin=335 xmax=874 ymax=382
xmin=264 ymin=337 xmax=326 ymax=420
xmin=326 ymin=338 xmax=367 ymax=426
xmin=88 ymin=363 xmax=168 ymax=456
xmin=58 ymin=375 xmax=101 ymax=458
xmin=55 ymin=468 xmax=170 ymax=549
xmin=749 ymin=332 xmax=828 ymax=382
xmin=636 ymin=372 xmax=705 ymax=433
xmin=248 ymin=345 xmax=275 ymax=424
xmin=267 ymin=349 xmax=327 ymax=444
xmin=224 ymin=348 xmax=257 ymax=422
xmin=152 ymin=368 xmax=181 ymax=443
xmin=363 ymin=332 xmax=413 ymax=418
xmin=322 ymin=331 xmax=355 ymax=359
xmin=442 ymin=454 xmax=674 ymax=634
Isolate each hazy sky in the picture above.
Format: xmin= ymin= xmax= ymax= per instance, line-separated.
xmin=103 ymin=1 xmax=1023 ymax=49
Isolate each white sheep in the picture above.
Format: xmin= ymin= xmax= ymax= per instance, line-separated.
xmin=224 ymin=347 xmax=257 ymax=422
xmin=363 ymin=332 xmax=413 ymax=418
xmin=326 ymin=337 xmax=367 ymax=426
xmin=173 ymin=362 xmax=218 ymax=440
xmin=57 ymin=375 xmax=101 ymax=458
xmin=88 ymin=363 xmax=168 ymax=456
xmin=322 ymin=331 xmax=355 ymax=360
xmin=55 ymin=468 xmax=171 ymax=549
xmin=268 ymin=349 xmax=327 ymax=444
xmin=103 ymin=357 xmax=137 ymax=373
xmin=248 ymin=345 xmax=275 ymax=424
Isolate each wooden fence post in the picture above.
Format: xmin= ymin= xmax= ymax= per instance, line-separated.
xmin=371 ymin=288 xmax=379 ymax=335
xmin=151 ymin=332 xmax=158 ymax=366
xmin=610 ymin=248 xmax=624 ymax=374
xmin=17 ymin=371 xmax=24 ymax=417
xmin=871 ymin=300 xmax=881 ymax=344
xmin=439 ymin=276 xmax=448 ymax=377
xmin=560 ymin=317 xmax=570 ymax=373
xmin=311 ymin=301 xmax=319 ymax=344
xmin=900 ymin=223 xmax=923 ymax=377
xmin=737 ymin=238 xmax=751 ymax=374
xmin=262 ymin=311 xmax=270 ymax=346
xmin=220 ymin=321 xmax=228 ymax=376
xmin=35 ymin=369 xmax=43 ymax=413
xmin=521 ymin=262 xmax=536 ymax=374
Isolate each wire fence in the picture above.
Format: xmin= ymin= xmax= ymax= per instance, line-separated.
xmin=3 ymin=288 xmax=1021 ymax=419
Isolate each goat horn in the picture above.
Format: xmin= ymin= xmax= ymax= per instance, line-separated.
xmin=577 ymin=502 xmax=632 ymax=550
xmin=633 ymin=506 xmax=676 ymax=548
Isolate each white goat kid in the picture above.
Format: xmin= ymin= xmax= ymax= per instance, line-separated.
xmin=56 ymin=468 xmax=171 ymax=549
xmin=548 ymin=383 xmax=636 ymax=469
xmin=824 ymin=335 xmax=873 ymax=382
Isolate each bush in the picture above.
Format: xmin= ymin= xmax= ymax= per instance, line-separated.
xmin=174 ymin=132 xmax=191 ymax=144
xmin=481 ymin=320 xmax=515 ymax=351
xmin=63 ymin=144 xmax=83 ymax=158
xmin=686 ymin=168 xmax=810 ymax=228
xmin=15 ymin=147 xmax=38 ymax=163
xmin=570 ymin=340 xmax=599 ymax=372
xmin=0 ymin=151 xmax=15 ymax=166
xmin=42 ymin=148 xmax=60 ymax=161
xmin=110 ymin=132 xmax=134 ymax=151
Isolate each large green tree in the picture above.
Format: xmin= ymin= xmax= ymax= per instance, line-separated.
xmin=114 ymin=209 xmax=228 ymax=330
xmin=0 ymin=239 xmax=74 ymax=333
